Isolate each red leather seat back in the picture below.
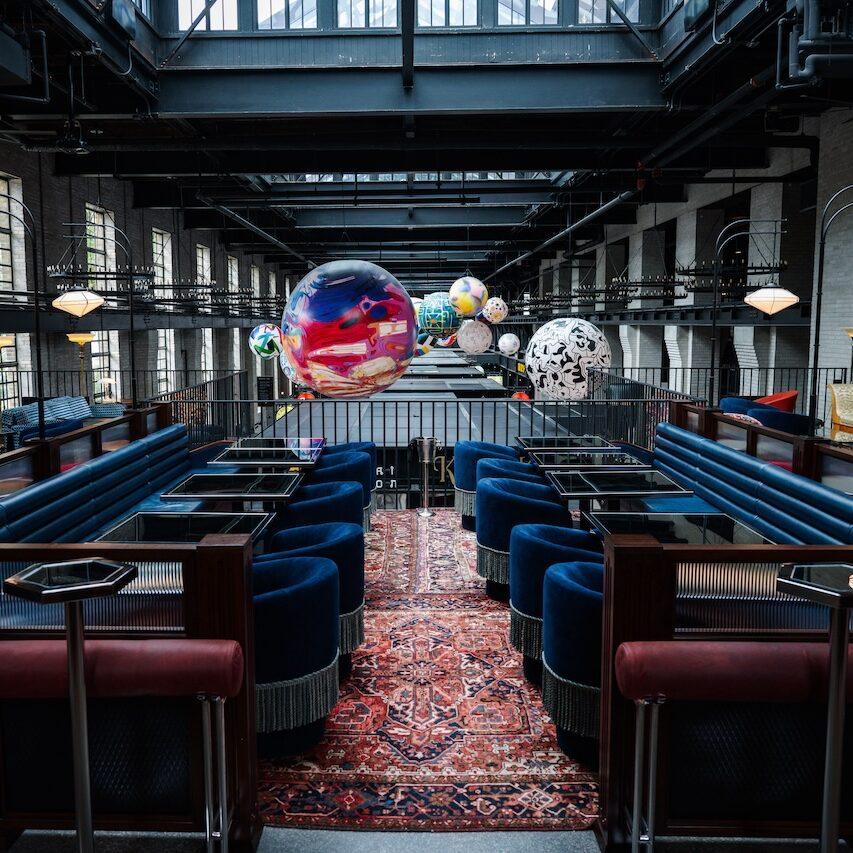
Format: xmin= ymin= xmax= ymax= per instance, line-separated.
xmin=616 ymin=641 xmax=847 ymax=703
xmin=0 ymin=639 xmax=243 ymax=700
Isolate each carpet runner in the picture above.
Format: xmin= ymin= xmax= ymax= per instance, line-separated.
xmin=258 ymin=509 xmax=598 ymax=830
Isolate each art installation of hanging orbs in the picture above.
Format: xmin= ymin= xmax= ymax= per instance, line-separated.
xmin=280 ymin=260 xmax=417 ymax=398
xmin=498 ymin=332 xmax=521 ymax=357
xmin=457 ymin=319 xmax=493 ymax=354
xmin=248 ymin=323 xmax=285 ymax=360
xmin=480 ymin=296 xmax=508 ymax=325
xmin=418 ymin=292 xmax=460 ymax=337
xmin=449 ymin=276 xmax=488 ymax=317
xmin=524 ymin=317 xmax=611 ymax=401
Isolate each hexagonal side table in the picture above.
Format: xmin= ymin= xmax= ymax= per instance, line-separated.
xmin=4 ymin=559 xmax=138 ymax=853
xmin=777 ymin=562 xmax=853 ymax=853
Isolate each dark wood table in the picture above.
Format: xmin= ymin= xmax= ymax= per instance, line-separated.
xmin=528 ymin=448 xmax=651 ymax=471
xmin=547 ymin=470 xmax=692 ymax=526
xmin=97 ymin=511 xmax=275 ymax=549
xmin=515 ymin=434 xmax=614 ymax=454
xmin=586 ymin=511 xmax=772 ymax=545
xmin=209 ymin=445 xmax=323 ymax=470
xmin=161 ymin=472 xmax=303 ymax=512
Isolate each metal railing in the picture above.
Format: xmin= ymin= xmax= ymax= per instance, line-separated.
xmin=170 ymin=394 xmax=702 ymax=507
xmin=2 ymin=369 xmax=238 ymax=407
xmin=596 ymin=366 xmax=848 ymax=417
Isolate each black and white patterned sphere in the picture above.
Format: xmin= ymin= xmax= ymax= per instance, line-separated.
xmin=524 ymin=318 xmax=611 ymax=400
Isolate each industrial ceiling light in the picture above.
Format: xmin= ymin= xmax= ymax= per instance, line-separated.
xmin=52 ymin=288 xmax=105 ymax=318
xmin=743 ymin=286 xmax=799 ymax=316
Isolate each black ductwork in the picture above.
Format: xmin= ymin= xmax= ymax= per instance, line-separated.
xmin=776 ymin=0 xmax=853 ymax=88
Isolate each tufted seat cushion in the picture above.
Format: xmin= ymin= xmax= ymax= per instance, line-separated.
xmin=0 ymin=423 xmax=197 ymax=544
xmin=0 ymin=639 xmax=244 ymax=699
xmin=653 ymin=423 xmax=853 ymax=545
xmin=476 ymin=457 xmax=545 ymax=487
xmin=475 ymin=478 xmax=569 ymax=587
xmin=508 ymin=524 xmax=603 ymax=667
xmin=542 ymin=561 xmax=604 ymax=767
xmin=278 ymin=481 xmax=364 ymax=530
xmin=253 ymin=556 xmax=340 ymax=753
xmin=615 ymin=640 xmax=853 ymax=704
xmin=257 ymin=522 xmax=365 ymax=656
xmin=454 ymin=440 xmax=518 ymax=530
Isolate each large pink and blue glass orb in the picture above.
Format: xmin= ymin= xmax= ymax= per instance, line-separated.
xmin=281 ymin=260 xmax=417 ymax=398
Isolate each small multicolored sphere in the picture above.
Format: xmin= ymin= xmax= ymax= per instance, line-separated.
xmin=418 ymin=292 xmax=460 ymax=337
xmin=280 ymin=260 xmax=417 ymax=398
xmin=498 ymin=333 xmax=521 ymax=356
xmin=525 ymin=317 xmax=612 ymax=401
xmin=248 ymin=323 xmax=285 ymax=360
xmin=449 ymin=276 xmax=489 ymax=317
xmin=436 ymin=333 xmax=457 ymax=348
xmin=414 ymin=332 xmax=436 ymax=357
xmin=481 ymin=297 xmax=508 ymax=325
xmin=411 ymin=297 xmax=424 ymax=326
xmin=457 ymin=319 xmax=493 ymax=354
xmin=279 ymin=350 xmax=298 ymax=382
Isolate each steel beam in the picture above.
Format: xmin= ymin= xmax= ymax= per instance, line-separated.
xmin=154 ymin=65 xmax=665 ymax=117
xmin=57 ymin=145 xmax=768 ymax=176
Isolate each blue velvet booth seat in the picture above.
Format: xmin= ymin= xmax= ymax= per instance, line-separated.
xmin=454 ymin=440 xmax=517 ymax=531
xmin=541 ymin=561 xmax=604 ymax=769
xmin=475 ymin=477 xmax=569 ymax=599
xmin=278 ymin=481 xmax=364 ymax=530
xmin=324 ymin=442 xmax=378 ymax=510
xmin=310 ymin=450 xmax=373 ymax=528
xmin=476 ymin=457 xmax=545 ymax=488
xmin=0 ymin=423 xmax=225 ymax=543
xmin=508 ymin=524 xmax=603 ymax=684
xmin=255 ymin=522 xmax=365 ymax=679
xmin=719 ymin=396 xmax=811 ymax=436
xmin=253 ymin=556 xmax=340 ymax=756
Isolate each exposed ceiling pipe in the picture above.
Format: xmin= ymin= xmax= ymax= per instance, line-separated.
xmin=199 ymin=197 xmax=316 ymax=269
xmin=485 ymin=67 xmax=778 ymax=283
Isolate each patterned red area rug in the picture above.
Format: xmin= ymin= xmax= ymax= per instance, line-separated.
xmin=258 ymin=509 xmax=598 ymax=830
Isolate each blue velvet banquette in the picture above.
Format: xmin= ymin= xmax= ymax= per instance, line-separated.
xmin=0 ymin=424 xmax=223 ymax=543
xmin=648 ymin=422 xmax=853 ymax=544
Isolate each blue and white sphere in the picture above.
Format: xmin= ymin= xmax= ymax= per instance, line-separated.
xmin=457 ymin=319 xmax=492 ymax=354
xmin=498 ymin=333 xmax=520 ymax=356
xmin=525 ymin=318 xmax=611 ymax=401
xmin=418 ymin=292 xmax=460 ymax=337
xmin=249 ymin=323 xmax=285 ymax=360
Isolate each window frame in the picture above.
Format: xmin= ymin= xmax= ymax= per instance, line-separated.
xmin=257 ymin=0 xmax=319 ymax=29
xmin=418 ymin=0 xmax=478 ymax=27
xmin=496 ymin=0 xmax=560 ymax=26
xmin=177 ymin=0 xmax=238 ymax=30
xmin=336 ymin=0 xmax=398 ymax=28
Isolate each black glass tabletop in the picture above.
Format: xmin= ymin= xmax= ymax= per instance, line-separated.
xmin=547 ymin=469 xmax=689 ymax=498
xmin=3 ymin=559 xmax=138 ymax=603
xmin=162 ymin=472 xmax=303 ymax=500
xmin=96 ymin=512 xmax=274 ymax=543
xmin=777 ymin=563 xmax=853 ymax=608
xmin=211 ymin=446 xmax=322 ymax=466
xmin=516 ymin=435 xmax=613 ymax=450
xmin=233 ymin=436 xmax=326 ymax=451
xmin=529 ymin=449 xmax=649 ymax=469
xmin=587 ymin=512 xmax=772 ymax=545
